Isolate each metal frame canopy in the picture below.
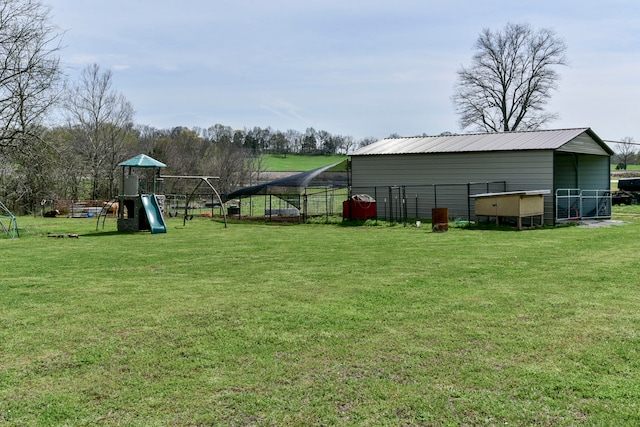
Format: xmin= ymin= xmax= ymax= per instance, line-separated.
xmin=223 ymin=162 xmax=343 ymax=201
xmin=219 ymin=161 xmax=347 ymax=220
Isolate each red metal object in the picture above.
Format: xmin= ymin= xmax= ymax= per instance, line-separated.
xmin=343 ymin=194 xmax=376 ymax=220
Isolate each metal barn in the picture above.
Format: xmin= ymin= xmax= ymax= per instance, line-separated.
xmin=348 ymin=128 xmax=613 ymax=225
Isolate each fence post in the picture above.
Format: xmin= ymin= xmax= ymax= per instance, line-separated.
xmin=467 ymin=182 xmax=471 ymax=222
xmin=433 ymin=184 xmax=438 ymax=207
xmin=389 ymin=187 xmax=393 ymax=223
xmin=374 ymin=187 xmax=379 ymax=224
xmin=402 ymin=186 xmax=407 ymax=226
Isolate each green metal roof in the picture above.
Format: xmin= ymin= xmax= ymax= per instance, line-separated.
xmin=118 ymin=154 xmax=166 ymax=168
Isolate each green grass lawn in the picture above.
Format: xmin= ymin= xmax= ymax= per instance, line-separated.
xmin=264 ymin=154 xmax=348 ymax=171
xmin=2 ymin=210 xmax=640 ymax=425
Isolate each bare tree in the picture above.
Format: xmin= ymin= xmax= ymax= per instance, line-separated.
xmin=205 ymin=137 xmax=252 ymax=195
xmin=453 ymin=22 xmax=567 ymax=132
xmin=340 ymin=135 xmax=355 ymax=154
xmin=285 ymin=129 xmax=302 ymax=153
xmin=163 ymin=127 xmax=207 ymax=176
xmin=0 ymin=0 xmax=63 ymax=152
xmin=615 ymin=137 xmax=636 ymax=170
xmin=65 ymin=63 xmax=134 ymax=199
xmin=357 ymin=136 xmax=378 ymax=149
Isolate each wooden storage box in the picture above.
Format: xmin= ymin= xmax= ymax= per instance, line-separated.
xmin=472 ymin=190 xmax=549 ymax=230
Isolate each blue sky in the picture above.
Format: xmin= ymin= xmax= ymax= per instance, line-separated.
xmin=46 ymin=0 xmax=639 ymax=142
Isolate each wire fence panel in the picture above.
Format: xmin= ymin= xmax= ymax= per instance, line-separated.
xmin=305 ymin=188 xmax=348 ymax=217
xmin=351 ymin=181 xmax=507 ymax=222
xmin=54 ymin=199 xmax=107 ymax=218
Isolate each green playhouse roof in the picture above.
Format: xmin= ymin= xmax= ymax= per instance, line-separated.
xmin=118 ymin=154 xmax=166 ymax=168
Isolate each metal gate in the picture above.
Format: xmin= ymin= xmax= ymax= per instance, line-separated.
xmin=556 ymin=189 xmax=611 ymax=221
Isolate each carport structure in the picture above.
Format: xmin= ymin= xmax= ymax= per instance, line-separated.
xmin=349 ymin=128 xmax=614 ymax=225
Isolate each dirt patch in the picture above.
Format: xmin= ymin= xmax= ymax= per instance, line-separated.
xmin=576 ymin=220 xmax=627 ymax=228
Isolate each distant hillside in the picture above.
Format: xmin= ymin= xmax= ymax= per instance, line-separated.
xmin=263 ymin=154 xmax=348 ymax=172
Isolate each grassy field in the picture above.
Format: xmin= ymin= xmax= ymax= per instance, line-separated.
xmin=264 ymin=154 xmax=348 ymax=171
xmin=611 ymin=165 xmax=640 ymax=171
xmin=2 ymin=209 xmax=640 ymax=425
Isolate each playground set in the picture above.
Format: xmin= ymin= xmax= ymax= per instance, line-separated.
xmin=96 ymin=154 xmax=229 ymax=232
xmin=98 ymin=154 xmax=168 ymax=234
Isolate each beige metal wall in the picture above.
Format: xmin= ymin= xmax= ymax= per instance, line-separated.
xmin=351 ymin=150 xmax=556 ymax=223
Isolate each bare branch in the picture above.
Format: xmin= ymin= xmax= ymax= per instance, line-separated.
xmin=64 ymin=63 xmax=135 ymax=199
xmin=452 ymin=22 xmax=567 ymax=132
xmin=0 ymin=0 xmax=63 ymax=152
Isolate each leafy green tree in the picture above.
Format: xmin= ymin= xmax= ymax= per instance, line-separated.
xmin=302 ymin=128 xmax=317 ymax=154
xmin=270 ymin=131 xmax=288 ymax=155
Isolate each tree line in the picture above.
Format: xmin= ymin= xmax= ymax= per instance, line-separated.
xmin=0 ymin=1 xmax=377 ymax=214
xmin=2 ymin=94 xmax=377 ymax=214
xmin=0 ymin=1 xmax=633 ymax=213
